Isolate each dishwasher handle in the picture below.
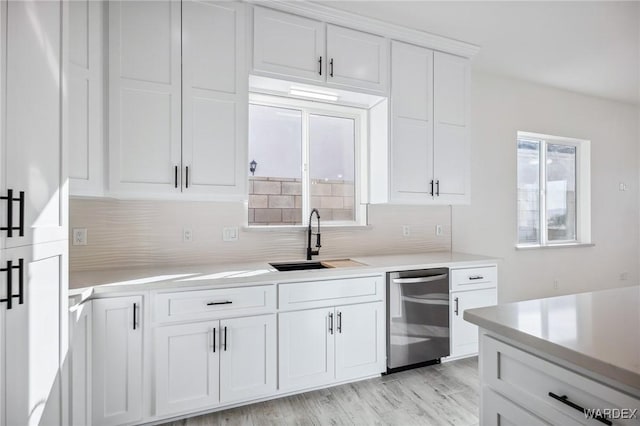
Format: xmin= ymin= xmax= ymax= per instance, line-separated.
xmin=392 ymin=274 xmax=448 ymax=284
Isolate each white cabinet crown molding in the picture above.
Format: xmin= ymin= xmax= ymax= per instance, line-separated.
xmin=244 ymin=0 xmax=480 ymax=58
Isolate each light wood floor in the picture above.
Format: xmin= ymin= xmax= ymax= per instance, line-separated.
xmin=164 ymin=357 xmax=479 ymax=426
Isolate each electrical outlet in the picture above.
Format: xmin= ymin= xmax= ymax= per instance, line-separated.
xmin=553 ymin=279 xmax=559 ymax=290
xmin=72 ymin=228 xmax=87 ymax=246
xmin=183 ymin=228 xmax=193 ymax=243
xmin=620 ymin=272 xmax=628 ymax=281
xmin=436 ymin=224 xmax=443 ymax=236
xmin=619 ymin=182 xmax=628 ymax=191
xmin=402 ymin=225 xmax=410 ymax=237
xmin=223 ymin=227 xmax=239 ymax=242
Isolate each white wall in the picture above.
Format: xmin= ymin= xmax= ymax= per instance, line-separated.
xmin=453 ymin=71 xmax=640 ymax=303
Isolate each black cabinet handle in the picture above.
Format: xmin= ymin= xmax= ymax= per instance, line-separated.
xmin=319 ymin=56 xmax=322 ymax=75
xmin=337 ymin=311 xmax=342 ymax=333
xmin=0 ymin=259 xmax=24 ymax=310
xmin=133 ymin=303 xmax=137 ymax=330
xmin=469 ymin=276 xmax=484 ymax=280
xmin=185 ymin=166 xmax=189 ymax=189
xmin=223 ymin=326 xmax=227 ymax=351
xmin=174 ymin=166 xmax=178 ymax=189
xmin=330 ymin=58 xmax=334 ymax=77
xmin=328 ymin=312 xmax=334 ymax=334
xmin=430 ymin=180 xmax=434 ymax=197
xmin=213 ymin=328 xmax=216 ymax=353
xmin=454 ymin=297 xmax=459 ymax=316
xmin=548 ymin=393 xmax=611 ymax=425
xmin=206 ymin=301 xmax=232 ymax=306
xmin=436 ymin=180 xmax=440 ymax=196
xmin=1 ymin=189 xmax=25 ymax=237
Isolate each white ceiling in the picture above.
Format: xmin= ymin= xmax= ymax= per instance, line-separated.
xmin=316 ymin=1 xmax=640 ymax=105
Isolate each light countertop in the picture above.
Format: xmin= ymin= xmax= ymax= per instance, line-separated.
xmin=464 ymin=285 xmax=640 ymax=395
xmin=69 ymin=251 xmax=498 ymax=298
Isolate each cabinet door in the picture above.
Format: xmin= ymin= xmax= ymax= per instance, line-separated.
xmin=279 ymin=308 xmax=335 ymax=391
xmin=335 ymin=302 xmax=385 ymax=381
xmin=92 ymin=296 xmax=143 ymax=426
xmin=390 ymin=41 xmax=434 ymax=203
xmin=326 ymin=25 xmax=388 ymax=93
xmin=69 ymin=0 xmax=104 ymax=196
xmin=433 ymin=52 xmax=470 ymax=203
xmin=181 ymin=1 xmax=246 ymax=198
xmin=482 ymin=387 xmax=551 ymax=426
xmin=451 ymin=288 xmax=496 ymax=358
xmin=108 ymin=1 xmax=182 ymax=196
xmin=154 ymin=321 xmax=219 ymax=416
xmin=220 ymin=315 xmax=276 ymax=404
xmin=253 ymin=7 xmax=325 ymax=83
xmin=70 ymin=300 xmax=92 ymax=426
xmin=3 ymin=241 xmax=68 ymax=426
xmin=2 ymin=0 xmax=67 ymax=249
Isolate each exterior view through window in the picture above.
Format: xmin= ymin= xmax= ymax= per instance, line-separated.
xmin=248 ymin=95 xmax=364 ymax=226
xmin=517 ymin=132 xmax=590 ymax=247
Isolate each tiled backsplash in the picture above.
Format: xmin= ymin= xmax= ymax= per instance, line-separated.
xmin=69 ymin=199 xmax=452 ymax=271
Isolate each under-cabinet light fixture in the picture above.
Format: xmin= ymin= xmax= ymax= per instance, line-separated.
xmin=289 ymin=87 xmax=339 ymax=102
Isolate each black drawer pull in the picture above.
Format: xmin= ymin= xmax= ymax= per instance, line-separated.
xmin=1 ymin=189 xmax=25 ymax=237
xmin=318 ymin=56 xmax=322 ymax=75
xmin=213 ymin=328 xmax=216 ymax=353
xmin=185 ymin=166 xmax=189 ymax=189
xmin=206 ymin=301 xmax=232 ymax=306
xmin=328 ymin=312 xmax=334 ymax=334
xmin=454 ymin=297 xmax=459 ymax=316
xmin=223 ymin=326 xmax=227 ymax=351
xmin=468 ymin=276 xmax=484 ymax=280
xmin=0 ymin=259 xmax=24 ymax=310
xmin=174 ymin=166 xmax=178 ymax=188
xmin=132 ymin=303 xmax=137 ymax=330
xmin=548 ymin=392 xmax=612 ymax=425
xmin=430 ymin=180 xmax=434 ymax=197
xmin=337 ymin=311 xmax=342 ymax=333
xmin=435 ymin=180 xmax=440 ymax=196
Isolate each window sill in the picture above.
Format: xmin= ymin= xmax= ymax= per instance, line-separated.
xmin=515 ymin=242 xmax=595 ymax=250
xmin=244 ymin=224 xmax=372 ymax=232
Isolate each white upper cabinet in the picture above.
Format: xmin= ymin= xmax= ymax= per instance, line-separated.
xmin=69 ymin=0 xmax=105 ymax=197
xmin=181 ymin=1 xmax=247 ymax=198
xmin=374 ymin=41 xmax=471 ymax=205
xmin=433 ymin=51 xmax=470 ymax=203
xmin=326 ymin=25 xmax=388 ymax=93
xmin=1 ymin=0 xmax=67 ymax=248
xmin=252 ymin=7 xmax=325 ymax=83
xmin=252 ymin=7 xmax=389 ymax=94
xmin=108 ymin=1 xmax=182 ymax=196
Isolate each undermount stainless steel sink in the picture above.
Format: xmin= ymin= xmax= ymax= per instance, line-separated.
xmin=269 ymin=259 xmax=366 ymax=272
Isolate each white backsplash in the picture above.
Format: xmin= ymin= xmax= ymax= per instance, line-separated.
xmin=69 ymin=199 xmax=452 ymax=271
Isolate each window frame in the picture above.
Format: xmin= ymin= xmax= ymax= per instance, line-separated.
xmin=516 ymin=131 xmax=591 ymax=248
xmin=248 ymin=93 xmax=369 ymax=228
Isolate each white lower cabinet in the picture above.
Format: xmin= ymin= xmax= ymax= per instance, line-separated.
xmin=450 ymin=288 xmax=497 ymax=358
xmin=92 ymin=296 xmax=143 ymax=426
xmin=279 ymin=302 xmax=385 ymax=392
xmin=154 ymin=314 xmax=276 ymax=417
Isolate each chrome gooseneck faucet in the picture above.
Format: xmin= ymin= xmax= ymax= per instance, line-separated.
xmin=307 ymin=208 xmax=321 ymax=260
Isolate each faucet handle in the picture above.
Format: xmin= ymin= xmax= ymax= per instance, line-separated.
xmin=316 ymin=233 xmax=321 ymax=248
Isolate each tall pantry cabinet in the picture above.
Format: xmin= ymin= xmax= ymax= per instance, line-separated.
xmin=0 ymin=0 xmax=69 ymax=425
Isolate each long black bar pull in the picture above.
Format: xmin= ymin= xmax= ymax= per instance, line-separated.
xmin=133 ymin=303 xmax=137 ymax=330
xmin=174 ymin=166 xmax=178 ymax=189
xmin=223 ymin=326 xmax=227 ymax=351
xmin=0 ymin=259 xmax=24 ymax=310
xmin=1 ymin=189 xmax=25 ymax=237
xmin=548 ymin=393 xmax=612 ymax=425
xmin=213 ymin=328 xmax=216 ymax=353
xmin=185 ymin=166 xmax=189 ymax=189
xmin=319 ymin=56 xmax=322 ymax=75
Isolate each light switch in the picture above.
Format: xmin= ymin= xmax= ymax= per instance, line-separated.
xmin=223 ymin=227 xmax=239 ymax=242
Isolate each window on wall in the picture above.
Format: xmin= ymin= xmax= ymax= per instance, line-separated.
xmin=516 ymin=132 xmax=591 ymax=247
xmin=248 ymin=94 xmax=367 ymax=227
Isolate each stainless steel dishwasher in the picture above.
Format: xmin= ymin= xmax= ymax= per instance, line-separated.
xmin=386 ymin=268 xmax=450 ymax=372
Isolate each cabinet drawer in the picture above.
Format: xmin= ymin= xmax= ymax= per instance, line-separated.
xmin=155 ymin=285 xmax=276 ymax=323
xmin=482 ymin=335 xmax=640 ymax=425
xmin=451 ymin=266 xmax=496 ymax=291
xmin=279 ymin=275 xmax=383 ymax=310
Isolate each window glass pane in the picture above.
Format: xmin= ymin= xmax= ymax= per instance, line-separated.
xmin=309 ymin=114 xmax=356 ymax=222
xmin=517 ymin=140 xmax=540 ymax=244
xmin=248 ymin=104 xmax=302 ymax=225
xmin=546 ymin=143 xmax=577 ymax=241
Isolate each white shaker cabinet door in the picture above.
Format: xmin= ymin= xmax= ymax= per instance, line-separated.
xmin=70 ymin=300 xmax=92 ymax=426
xmin=92 ymin=296 xmax=143 ymax=426
xmin=279 ymin=308 xmax=335 ymax=391
xmin=154 ymin=320 xmax=220 ymax=416
xmin=219 ymin=315 xmax=276 ymax=404
xmin=451 ymin=288 xmax=497 ymax=358
xmin=2 ymin=0 xmax=67 ymax=249
xmin=326 ymin=25 xmax=388 ymax=94
xmin=181 ymin=1 xmax=246 ymax=198
xmin=108 ymin=1 xmax=182 ymax=196
xmin=390 ymin=41 xmax=434 ymax=203
xmin=433 ymin=51 xmax=470 ymax=203
xmin=335 ymin=302 xmax=385 ymax=381
xmin=3 ymin=241 xmax=68 ymax=426
xmin=253 ymin=6 xmax=325 ymax=83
